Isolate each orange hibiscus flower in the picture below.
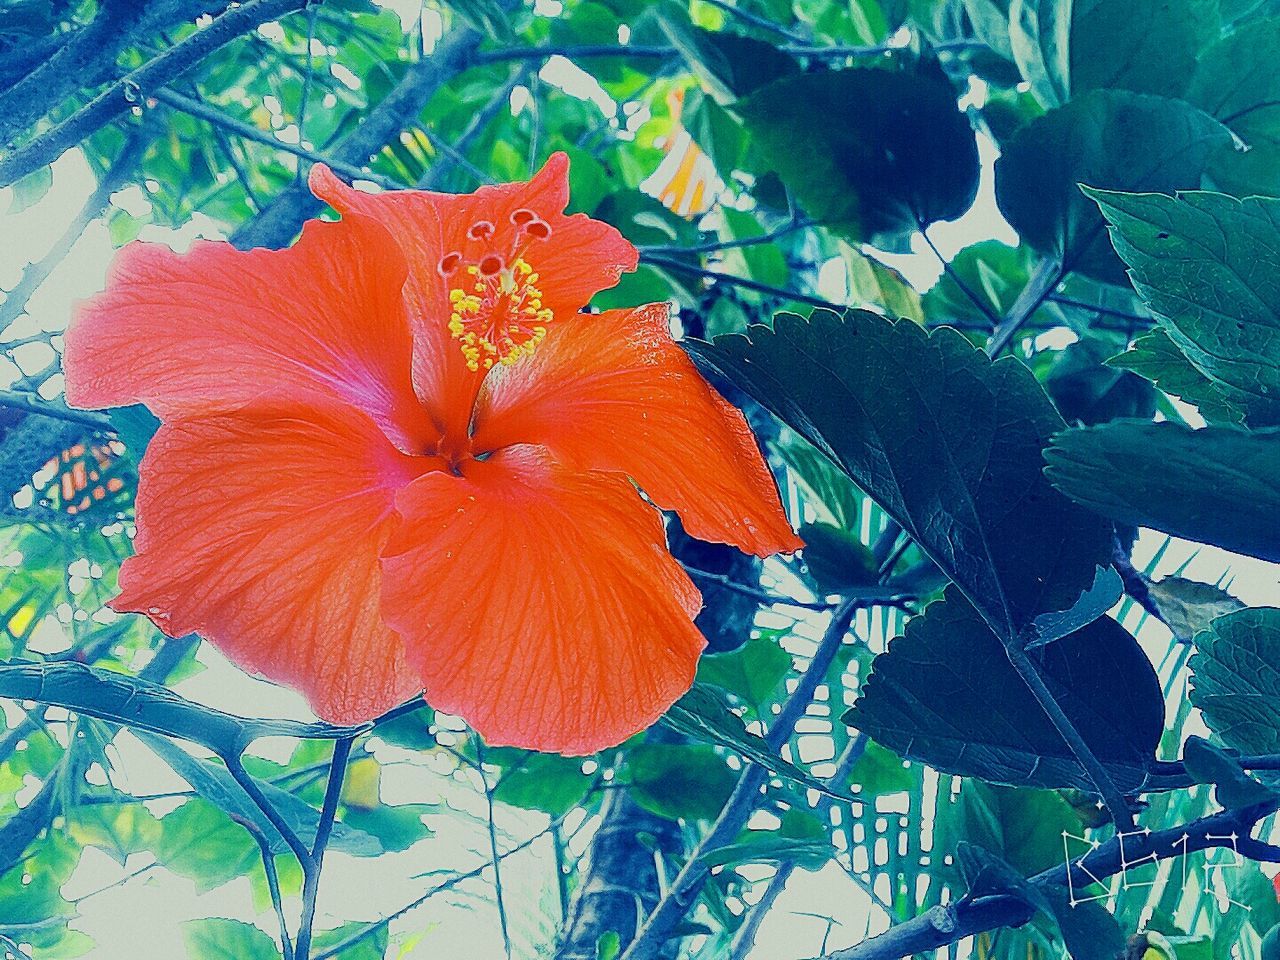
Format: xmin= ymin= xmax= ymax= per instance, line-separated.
xmin=63 ymin=154 xmax=801 ymax=754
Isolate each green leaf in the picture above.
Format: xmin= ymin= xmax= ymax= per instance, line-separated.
xmin=658 ymin=17 xmax=799 ymax=102
xmin=153 ymin=799 xmax=259 ymax=891
xmin=935 ymin=780 xmax=1085 ymax=877
xmin=955 ymin=841 xmax=1050 ymax=916
xmin=662 ymin=685 xmax=854 ymax=800
xmin=622 ymin=744 xmax=736 ymax=820
xmin=182 ymin=918 xmax=279 ymax=960
xmin=1146 ymin=576 xmax=1244 ymax=644
xmin=65 ymin=802 xmax=161 ymax=865
xmin=1181 ymin=736 xmax=1278 ymax=808
xmin=489 ymin=750 xmax=594 ymax=816
xmin=847 ymin=592 xmax=1163 ymax=790
xmin=1086 ymin=189 xmax=1280 ymax=425
xmin=7 ymin=165 xmax=52 ymax=214
xmin=799 ymin=522 xmax=878 ymax=595
xmin=1070 ymin=0 xmax=1219 ymax=99
xmin=340 ymin=803 xmax=434 ymax=853
xmin=1108 ymin=328 xmax=1246 ymax=424
xmin=698 ymin=634 xmax=793 ymax=707
xmin=1008 ymin=0 xmax=1071 ymax=107
xmin=691 ymin=309 xmax=1112 ymax=639
xmin=139 ymin=733 xmax=382 ymax=857
xmin=1188 ymin=17 xmax=1280 ymax=197
xmin=311 ymin=922 xmax=390 ymax=960
xmin=681 ymin=88 xmax=747 ymax=174
xmin=737 ymin=64 xmax=980 ymax=241
xmin=846 ymin=741 xmax=914 ymax=796
xmin=1045 ymin=421 xmax=1280 ymax=563
xmin=1028 ymin=564 xmax=1123 ymax=648
xmin=1190 ymin=607 xmax=1280 ymax=755
xmin=995 ymin=91 xmax=1231 ymax=283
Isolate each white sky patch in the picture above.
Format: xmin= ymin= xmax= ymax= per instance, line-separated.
xmin=539 ymin=55 xmax=616 ymax=120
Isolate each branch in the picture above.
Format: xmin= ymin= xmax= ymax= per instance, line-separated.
xmin=473 ymin=40 xmax=984 ymax=65
xmin=1 ymin=134 xmax=147 ymax=332
xmin=0 ymin=389 xmax=113 ymax=430
xmin=0 ymin=0 xmax=313 ymax=189
xmin=985 ymin=258 xmax=1063 ymax=356
xmin=150 ymin=88 xmax=402 ymax=188
xmin=231 ymin=23 xmax=487 ymax=250
xmin=618 ymin=599 xmax=861 ymax=960
xmin=640 ymin=218 xmax=817 ymax=257
xmin=640 ymin=253 xmax=846 ymax=311
xmin=818 ymin=799 xmax=1280 ymax=959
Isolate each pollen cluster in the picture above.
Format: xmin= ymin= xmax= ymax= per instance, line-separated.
xmin=442 ymin=211 xmax=556 ymax=372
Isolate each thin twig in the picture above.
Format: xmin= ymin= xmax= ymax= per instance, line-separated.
xmin=151 ymin=88 xmax=402 ymax=188
xmin=474 ymin=740 xmax=513 ymax=960
xmin=641 ymin=218 xmax=816 ymax=257
xmin=641 ymin=253 xmax=846 ymax=311
xmin=295 ymin=736 xmax=355 ymax=960
xmin=919 ymin=220 xmax=998 ymax=326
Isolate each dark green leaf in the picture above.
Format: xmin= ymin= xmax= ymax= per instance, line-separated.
xmin=1045 ymin=421 xmax=1280 ymax=563
xmin=737 ymin=64 xmax=980 ymax=240
xmin=846 ymin=591 xmax=1163 ymax=790
xmin=1108 ymin=328 xmax=1246 ymax=424
xmin=489 ymin=750 xmax=594 ymax=816
xmin=1070 ymin=0 xmax=1219 ymax=99
xmin=1181 ymin=736 xmax=1278 ymax=808
xmin=1044 ymin=337 xmax=1157 ymax=426
xmin=1188 ymin=17 xmax=1280 ymax=197
xmin=623 ymin=744 xmax=737 ymax=821
xmin=698 ymin=635 xmax=793 ymax=707
xmin=691 ymin=309 xmax=1112 ymax=639
xmin=799 ymin=522 xmax=878 ymax=595
xmin=1087 ymin=189 xmax=1280 ymax=424
xmin=955 ymin=841 xmax=1050 ymax=916
xmin=658 ymin=17 xmax=799 ymax=102
xmin=1190 ymin=607 xmax=1280 ymax=754
xmin=995 ymin=92 xmax=1231 ymax=283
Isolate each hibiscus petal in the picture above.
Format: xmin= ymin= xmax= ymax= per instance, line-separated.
xmin=379 ymin=445 xmax=705 ymax=754
xmin=472 ymin=303 xmax=803 ymax=558
xmin=64 ymin=213 xmax=434 ymax=454
xmin=114 ymin=404 xmax=426 ymax=723
xmin=308 ymin=154 xmax=636 ymax=438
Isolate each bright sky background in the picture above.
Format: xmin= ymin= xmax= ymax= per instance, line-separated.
xmin=1 ymin=7 xmax=1279 ymax=959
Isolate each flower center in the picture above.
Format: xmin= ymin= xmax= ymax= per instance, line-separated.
xmin=447 ymin=258 xmax=552 ymax=372
xmin=440 ymin=211 xmax=555 ymax=372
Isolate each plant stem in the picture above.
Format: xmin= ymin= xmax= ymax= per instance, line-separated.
xmin=295 ymin=736 xmax=354 ymax=960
